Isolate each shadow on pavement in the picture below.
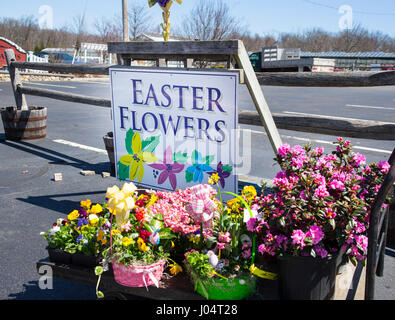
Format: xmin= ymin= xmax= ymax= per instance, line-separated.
xmin=8 ymin=279 xmax=96 ymax=300
xmin=16 ymin=190 xmax=106 ymax=215
xmin=1 ymin=139 xmax=110 ymax=173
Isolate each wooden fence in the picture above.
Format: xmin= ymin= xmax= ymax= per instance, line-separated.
xmin=5 ymin=49 xmax=395 ymax=141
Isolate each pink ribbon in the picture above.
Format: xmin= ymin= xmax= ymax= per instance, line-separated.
xmin=187 ymin=185 xmax=217 ymax=225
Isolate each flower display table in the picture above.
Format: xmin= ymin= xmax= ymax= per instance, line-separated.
xmin=35 ymin=258 xmax=365 ymax=300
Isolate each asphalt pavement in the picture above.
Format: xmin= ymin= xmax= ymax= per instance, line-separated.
xmin=0 ymin=79 xmax=394 ymax=300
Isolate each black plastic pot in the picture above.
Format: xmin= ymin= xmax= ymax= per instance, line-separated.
xmin=278 ymin=252 xmax=343 ymax=300
xmin=47 ymin=248 xmax=72 ymax=264
xmin=71 ymin=253 xmax=102 ymax=268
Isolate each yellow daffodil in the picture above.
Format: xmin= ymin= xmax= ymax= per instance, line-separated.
xmin=67 ymin=210 xmax=79 ymax=221
xmin=169 ymin=263 xmax=183 ymax=275
xmin=122 ymin=237 xmax=134 ymax=247
xmin=90 ymin=204 xmax=103 ymax=215
xmin=80 ymin=199 xmax=92 ymax=210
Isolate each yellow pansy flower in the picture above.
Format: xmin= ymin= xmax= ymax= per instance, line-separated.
xmin=80 ymin=199 xmax=92 ymax=210
xmin=111 ymin=229 xmax=121 ymax=236
xmin=242 ymin=185 xmax=257 ymax=201
xmin=97 ymin=230 xmax=107 ymax=245
xmin=90 ymin=204 xmax=103 ymax=215
xmin=67 ymin=210 xmax=79 ymax=221
xmin=122 ymin=237 xmax=134 ymax=247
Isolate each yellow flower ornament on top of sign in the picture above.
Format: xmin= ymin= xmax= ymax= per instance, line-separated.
xmin=148 ymin=0 xmax=182 ymax=41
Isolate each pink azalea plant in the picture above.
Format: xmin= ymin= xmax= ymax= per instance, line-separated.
xmin=253 ymin=138 xmax=390 ymax=265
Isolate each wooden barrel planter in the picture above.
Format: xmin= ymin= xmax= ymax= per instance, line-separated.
xmin=1 ymin=106 xmax=47 ymax=140
xmin=103 ymin=132 xmax=115 ymax=176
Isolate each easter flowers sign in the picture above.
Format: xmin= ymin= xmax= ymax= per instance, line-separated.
xmin=110 ymin=68 xmax=239 ymax=195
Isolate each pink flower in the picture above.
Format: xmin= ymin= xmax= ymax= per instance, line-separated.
xmin=218 ymin=232 xmax=232 ymax=243
xmin=120 ymin=221 xmax=132 ymax=232
xmin=278 ymin=143 xmax=291 ymax=158
xmin=355 ymin=235 xmax=368 ymax=253
xmin=216 ymin=242 xmax=226 ymax=250
xmin=291 ymin=230 xmax=306 ymax=248
xmin=246 ymin=218 xmax=257 ymax=232
xmin=329 ymin=179 xmax=345 ymax=191
xmin=351 ymin=152 xmax=366 ymax=167
xmin=378 ymin=161 xmax=390 ymax=173
xmin=313 ymin=185 xmax=330 ymax=198
xmin=242 ymin=249 xmax=252 ymax=259
xmin=306 ymin=225 xmax=324 ymax=245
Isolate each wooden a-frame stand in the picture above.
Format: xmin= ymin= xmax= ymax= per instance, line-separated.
xmin=108 ymin=40 xmax=282 ymax=154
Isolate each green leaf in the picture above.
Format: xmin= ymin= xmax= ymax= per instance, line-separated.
xmin=174 ymin=151 xmax=188 ymax=164
xmin=204 ymin=155 xmax=214 ymax=165
xmin=185 ymin=170 xmax=193 ymax=183
xmin=141 ymin=135 xmax=160 ymax=153
xmin=222 ymin=165 xmax=233 ymax=173
xmin=328 ymin=219 xmax=336 ymax=230
xmin=125 ymin=129 xmax=135 ymax=155
xmin=117 ymin=161 xmax=130 ymax=181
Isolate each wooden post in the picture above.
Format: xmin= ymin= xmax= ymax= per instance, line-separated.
xmin=122 ymin=0 xmax=129 ymax=42
xmin=5 ymin=49 xmax=28 ymax=110
xmin=233 ymin=41 xmax=282 ymax=152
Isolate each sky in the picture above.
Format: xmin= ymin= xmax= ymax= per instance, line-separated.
xmin=1 ymin=0 xmax=395 ymax=37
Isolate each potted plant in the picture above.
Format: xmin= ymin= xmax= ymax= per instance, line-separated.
xmin=41 ymin=199 xmax=112 ymax=267
xmin=94 ymin=182 xmax=182 ymax=299
xmin=180 ymin=180 xmax=262 ymax=300
xmin=253 ymin=138 xmax=391 ymax=300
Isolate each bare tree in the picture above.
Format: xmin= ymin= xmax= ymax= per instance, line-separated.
xmin=181 ymin=0 xmax=243 ymax=40
xmin=94 ymin=16 xmax=122 ymax=43
xmin=128 ymin=3 xmax=152 ymax=40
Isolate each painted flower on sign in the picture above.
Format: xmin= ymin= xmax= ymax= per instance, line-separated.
xmin=149 ymin=146 xmax=185 ymax=190
xmin=207 ymin=161 xmax=233 ymax=188
xmin=185 ymin=150 xmax=214 ymax=184
xmin=118 ymin=129 xmax=160 ymax=183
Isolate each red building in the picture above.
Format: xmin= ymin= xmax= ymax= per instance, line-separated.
xmin=0 ymin=37 xmax=27 ymax=68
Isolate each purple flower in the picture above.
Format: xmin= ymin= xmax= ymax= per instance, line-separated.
xmin=149 ymin=146 xmax=184 ymax=190
xmin=158 ymin=0 xmax=170 ymax=7
xmin=76 ymin=234 xmax=87 ymax=245
xmin=329 ymin=179 xmax=345 ymax=191
xmin=313 ymin=245 xmax=328 ymax=258
xmin=78 ymin=208 xmax=88 ymax=218
xmin=208 ymin=161 xmax=231 ymax=188
xmin=77 ymin=218 xmax=89 ymax=227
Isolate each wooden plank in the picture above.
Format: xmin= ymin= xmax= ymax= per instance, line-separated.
xmin=4 ymin=49 xmax=28 ymax=110
xmin=11 ymin=61 xmax=112 ymax=75
xmin=19 ymin=85 xmax=111 ymax=108
xmin=108 ymin=40 xmax=241 ymax=56
xmin=233 ymin=41 xmax=282 ymax=153
xmin=257 ymin=71 xmax=395 ymax=87
xmin=239 ymin=110 xmax=395 ymax=140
